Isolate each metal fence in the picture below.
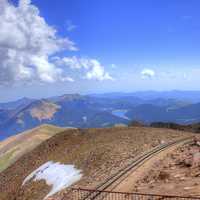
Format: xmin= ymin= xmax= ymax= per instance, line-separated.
xmin=68 ymin=188 xmax=200 ymax=200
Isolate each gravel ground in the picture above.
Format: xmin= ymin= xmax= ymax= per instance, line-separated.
xmin=134 ymin=137 xmax=200 ymax=197
xmin=0 ymin=127 xmax=193 ymax=200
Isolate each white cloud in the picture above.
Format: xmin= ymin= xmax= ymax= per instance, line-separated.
xmin=56 ymin=56 xmax=114 ymax=81
xmin=57 ymin=56 xmax=82 ymax=69
xmin=0 ymin=0 xmax=77 ymax=86
xmin=61 ymin=76 xmax=74 ymax=82
xmin=66 ymin=20 xmax=77 ymax=32
xmin=111 ymin=64 xmax=117 ymax=69
xmin=141 ymin=68 xmax=155 ymax=79
xmin=85 ymin=59 xmax=113 ymax=81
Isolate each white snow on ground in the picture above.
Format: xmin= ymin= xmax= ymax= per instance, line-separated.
xmin=22 ymin=161 xmax=82 ymax=199
xmin=112 ymin=109 xmax=130 ymax=120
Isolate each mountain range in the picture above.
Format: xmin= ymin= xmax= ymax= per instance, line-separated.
xmin=1 ymin=91 xmax=200 ymax=140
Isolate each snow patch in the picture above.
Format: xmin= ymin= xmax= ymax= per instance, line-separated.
xmin=22 ymin=161 xmax=82 ymax=199
xmin=112 ymin=109 xmax=130 ymax=120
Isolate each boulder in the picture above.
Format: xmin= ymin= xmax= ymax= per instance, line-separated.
xmin=192 ymin=152 xmax=200 ymax=167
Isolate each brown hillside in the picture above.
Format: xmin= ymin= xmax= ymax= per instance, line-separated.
xmin=0 ymin=124 xmax=68 ymax=172
xmin=0 ymin=127 xmax=194 ymax=200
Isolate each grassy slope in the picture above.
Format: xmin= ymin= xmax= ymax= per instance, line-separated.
xmin=0 ymin=124 xmax=68 ymax=173
xmin=0 ymin=126 xmax=194 ymax=200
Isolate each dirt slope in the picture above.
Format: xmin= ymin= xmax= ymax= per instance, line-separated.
xmin=0 ymin=126 xmax=193 ymax=200
xmin=134 ymin=140 xmax=200 ymax=196
xmin=0 ymin=124 xmax=68 ymax=172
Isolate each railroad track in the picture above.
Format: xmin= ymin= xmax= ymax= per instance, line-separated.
xmin=76 ymin=136 xmax=194 ymax=200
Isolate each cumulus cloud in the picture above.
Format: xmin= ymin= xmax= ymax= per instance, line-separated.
xmin=56 ymin=56 xmax=114 ymax=81
xmin=0 ymin=0 xmax=77 ymax=86
xmin=56 ymin=56 xmax=82 ymax=69
xmin=141 ymin=68 xmax=155 ymax=79
xmin=84 ymin=59 xmax=114 ymax=81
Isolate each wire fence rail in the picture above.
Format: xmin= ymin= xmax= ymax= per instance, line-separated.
xmin=69 ymin=188 xmax=200 ymax=200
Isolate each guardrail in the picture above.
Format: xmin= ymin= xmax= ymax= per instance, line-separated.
xmin=70 ymin=188 xmax=200 ymax=200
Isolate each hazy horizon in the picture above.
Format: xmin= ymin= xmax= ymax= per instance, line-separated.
xmin=2 ymin=89 xmax=200 ymax=103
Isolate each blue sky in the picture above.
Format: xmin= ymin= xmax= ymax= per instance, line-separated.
xmin=0 ymin=0 xmax=200 ymax=102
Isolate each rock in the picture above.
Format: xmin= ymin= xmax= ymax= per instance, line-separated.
xmin=174 ymin=174 xmax=181 ymax=178
xmin=196 ymin=141 xmax=200 ymax=147
xmin=193 ymin=137 xmax=200 ymax=146
xmin=149 ymin=184 xmax=154 ymax=188
xmin=181 ymin=158 xmax=192 ymax=167
xmin=161 ymin=140 xmax=165 ymax=144
xmin=192 ymin=152 xmax=200 ymax=167
xmin=191 ymin=169 xmax=200 ymax=177
xmin=184 ymin=186 xmax=193 ymax=190
xmin=157 ymin=171 xmax=170 ymax=180
xmin=180 ymin=177 xmax=186 ymax=181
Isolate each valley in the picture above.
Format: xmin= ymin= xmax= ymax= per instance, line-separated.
xmin=1 ymin=91 xmax=200 ymax=140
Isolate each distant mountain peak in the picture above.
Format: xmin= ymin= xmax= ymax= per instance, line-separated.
xmin=2 ymin=91 xmax=200 ymax=140
xmin=51 ymin=93 xmax=85 ymax=103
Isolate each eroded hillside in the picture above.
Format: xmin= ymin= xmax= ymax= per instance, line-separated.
xmin=0 ymin=124 xmax=68 ymax=172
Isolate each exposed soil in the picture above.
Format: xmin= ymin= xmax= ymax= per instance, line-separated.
xmin=111 ymin=139 xmax=188 ymax=193
xmin=0 ymin=124 xmax=66 ymax=172
xmin=133 ymin=137 xmax=200 ymax=197
xmin=30 ymin=101 xmax=60 ymax=121
xmin=0 ymin=127 xmax=193 ymax=200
